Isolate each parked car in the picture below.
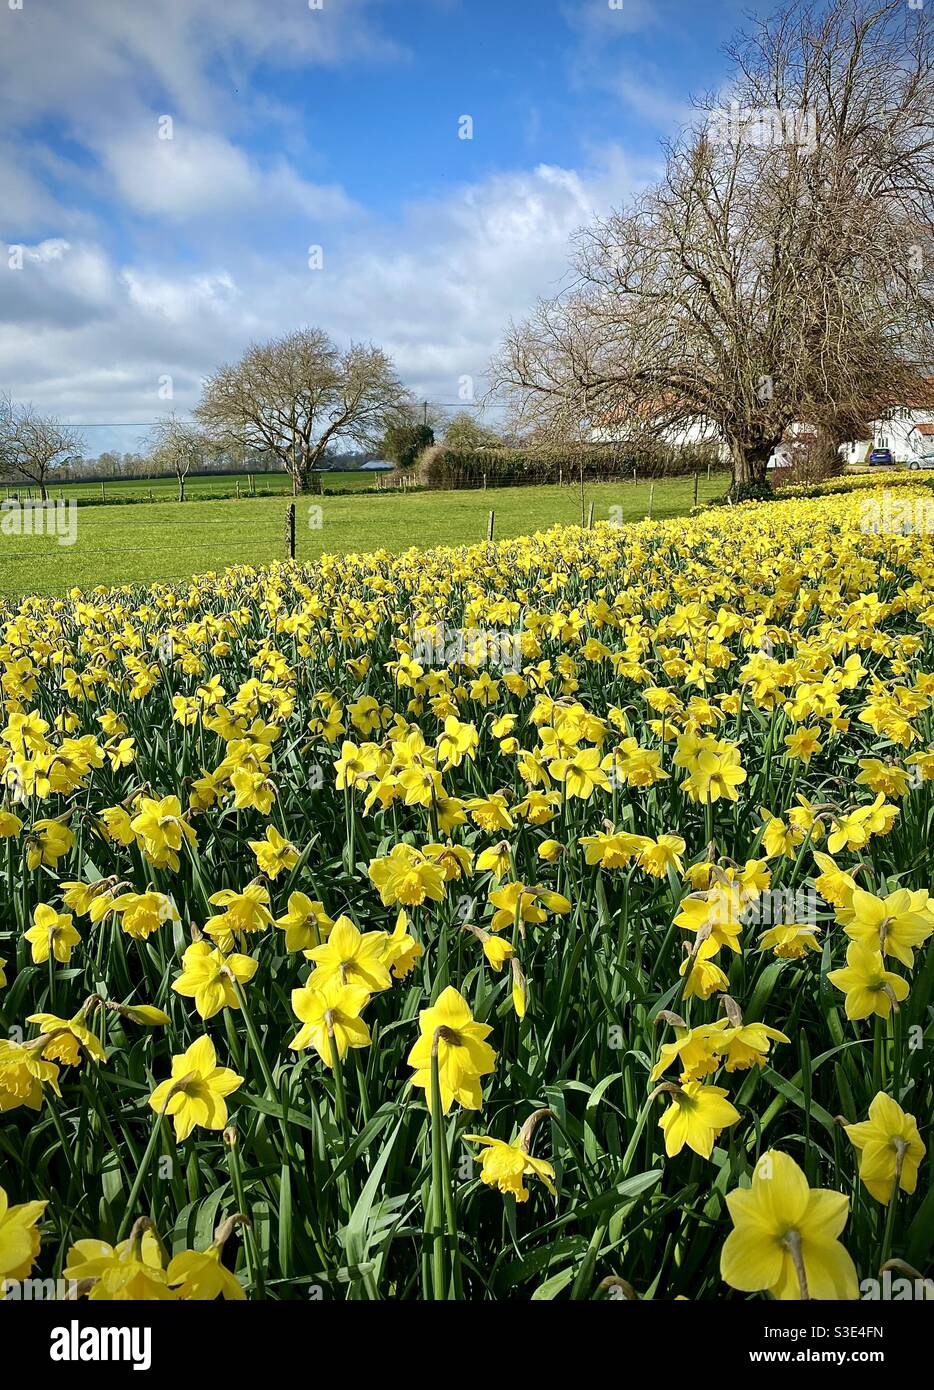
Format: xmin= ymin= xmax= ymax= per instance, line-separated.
xmin=869 ymin=447 xmax=893 ymax=465
xmin=908 ymin=453 xmax=934 ymax=470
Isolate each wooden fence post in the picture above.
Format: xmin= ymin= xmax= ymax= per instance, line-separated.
xmin=487 ymin=509 xmax=495 ymax=541
xmin=647 ymin=482 xmax=655 ymax=519
xmin=285 ymin=502 xmax=296 ymax=560
xmin=693 ymin=471 xmax=699 ymax=507
xmin=587 ymin=501 xmax=595 ymax=529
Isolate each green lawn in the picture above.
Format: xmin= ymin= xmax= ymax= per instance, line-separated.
xmin=0 ymin=473 xmax=727 ymax=597
xmin=2 ymin=469 xmax=383 ymax=505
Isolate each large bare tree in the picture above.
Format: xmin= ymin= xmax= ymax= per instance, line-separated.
xmin=196 ymin=328 xmax=412 ymax=495
xmin=0 ymin=397 xmax=83 ymax=501
xmin=492 ymin=0 xmax=934 ymax=488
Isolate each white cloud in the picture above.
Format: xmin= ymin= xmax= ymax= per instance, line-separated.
xmin=0 ymin=0 xmax=405 ymax=134
xmin=0 ymin=148 xmax=644 ymax=445
xmin=101 ymin=125 xmax=358 ymax=224
xmin=0 ymin=1 xmax=659 ymax=453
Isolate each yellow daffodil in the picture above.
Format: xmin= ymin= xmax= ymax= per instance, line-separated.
xmin=407 ymin=986 xmax=496 ymax=1113
xmin=827 ymin=941 xmax=909 ymax=1020
xmin=65 ymin=1223 xmax=174 ymax=1301
xmin=289 ymin=974 xmax=371 ymax=1065
xmin=721 ymin=1151 xmax=858 ymax=1300
xmin=149 ymin=1036 xmax=243 ymax=1142
xmin=368 ymin=844 xmax=446 ymax=907
xmin=25 ymin=1011 xmax=107 ymax=1066
xmin=844 ymin=1093 xmax=925 ymax=1206
xmin=0 ymin=1185 xmax=47 ymax=1286
xmin=383 ymin=909 xmax=423 ymax=978
xmin=248 ymin=824 xmax=299 ymax=879
xmin=464 ymin=1130 xmax=556 ymax=1201
xmin=24 ymin=904 xmax=80 ymax=965
xmin=274 ymin=892 xmax=334 ymax=951
xmin=172 ymin=942 xmax=258 ymax=1019
xmin=657 ymin=1081 xmax=740 ymax=1158
xmin=304 ymin=915 xmax=392 ymax=993
xmin=838 ymin=887 xmax=934 ymax=969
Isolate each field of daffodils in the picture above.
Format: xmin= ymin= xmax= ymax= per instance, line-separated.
xmin=0 ymin=483 xmax=932 ymax=1302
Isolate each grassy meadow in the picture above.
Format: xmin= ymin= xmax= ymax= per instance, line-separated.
xmin=0 ymin=473 xmax=727 ymax=596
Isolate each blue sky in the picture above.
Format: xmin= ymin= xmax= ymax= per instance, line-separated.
xmin=0 ymin=0 xmax=770 ymax=454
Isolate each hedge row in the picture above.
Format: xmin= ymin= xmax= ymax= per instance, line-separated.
xmin=418 ymin=442 xmax=722 ymax=489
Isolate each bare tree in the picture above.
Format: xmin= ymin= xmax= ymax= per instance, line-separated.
xmin=0 ymin=394 xmax=13 ymax=480
xmin=492 ymin=0 xmax=934 ymax=489
xmin=147 ymin=415 xmax=207 ymax=502
xmin=0 ymin=399 xmax=83 ymax=501
xmin=195 ymin=328 xmax=412 ymax=495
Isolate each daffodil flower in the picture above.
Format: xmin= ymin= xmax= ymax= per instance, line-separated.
xmin=721 ymin=1151 xmax=858 ymax=1300
xmin=149 ymin=1036 xmax=243 ymax=1142
xmin=844 ymin=1092 xmax=926 ymax=1206
xmin=407 ymin=986 xmax=496 ymax=1113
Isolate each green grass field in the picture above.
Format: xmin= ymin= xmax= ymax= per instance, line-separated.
xmin=0 ymin=473 xmax=728 ymax=596
xmin=2 ymin=469 xmax=384 ymax=506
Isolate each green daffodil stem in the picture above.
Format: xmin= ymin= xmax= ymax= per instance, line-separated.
xmin=428 ymin=1035 xmax=447 ymax=1300
xmin=233 ymin=981 xmax=308 ymax=1182
xmin=621 ymin=1089 xmax=663 ymax=1177
xmin=232 ymin=979 xmax=278 ymax=1100
xmin=570 ymin=1218 xmax=609 ymax=1301
xmin=879 ymin=1141 xmax=906 ymax=1268
xmin=44 ymin=1089 xmax=81 ymax=1186
xmin=225 ymin=1126 xmax=265 ymax=1299
xmin=440 ymin=1113 xmax=462 ymax=1299
xmin=879 ymin=1184 xmax=900 ymax=1271
xmin=115 ymin=1108 xmax=168 ymax=1243
xmin=329 ymin=1025 xmax=349 ymax=1136
xmin=343 ymin=785 xmax=354 ymax=874
xmin=872 ymin=1014 xmax=884 ymax=1094
xmin=327 ymin=1023 xmax=354 ymax=1218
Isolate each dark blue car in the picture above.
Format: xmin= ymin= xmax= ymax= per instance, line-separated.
xmin=869 ymin=447 xmax=893 ymax=465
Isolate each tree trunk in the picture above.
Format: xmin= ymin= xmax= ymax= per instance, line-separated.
xmin=730 ymin=439 xmax=776 ymax=487
xmin=293 ymin=462 xmax=322 ymax=495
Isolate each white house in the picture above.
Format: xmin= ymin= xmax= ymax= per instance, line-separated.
xmin=842 ymin=408 xmax=934 ymax=464
xmin=592 ymin=383 xmax=934 ymax=466
xmin=590 ymin=407 xmax=731 ymax=461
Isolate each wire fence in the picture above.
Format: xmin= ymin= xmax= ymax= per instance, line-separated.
xmin=0 ymin=472 xmax=729 ymax=588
